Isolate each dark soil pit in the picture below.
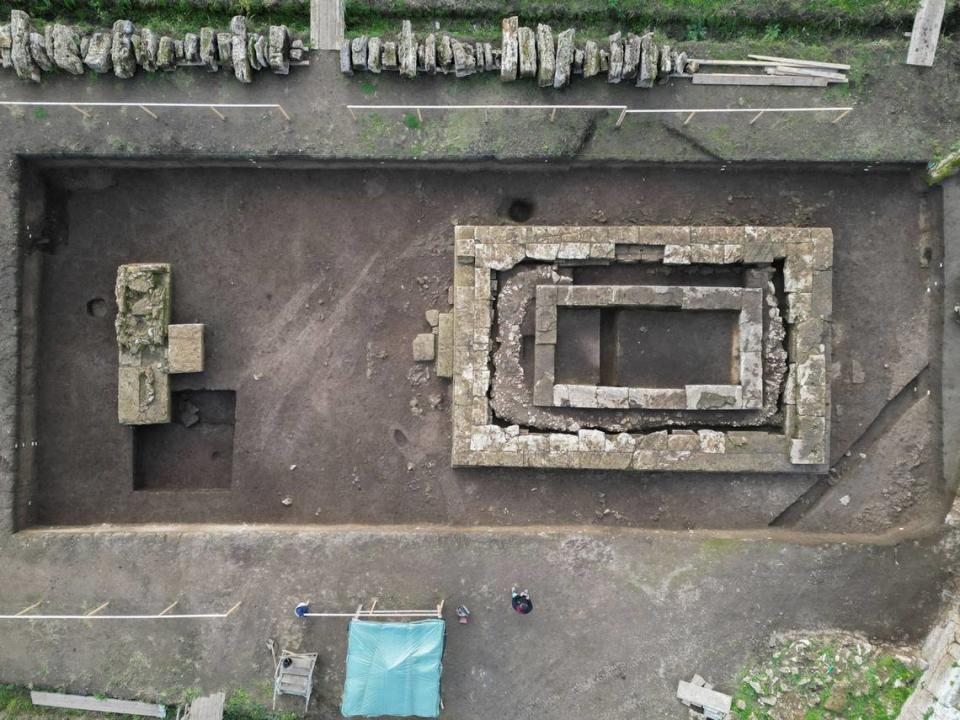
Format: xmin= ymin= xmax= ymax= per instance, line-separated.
xmin=15 ymin=161 xmax=944 ymax=532
xmin=133 ymin=390 xmax=236 ymax=491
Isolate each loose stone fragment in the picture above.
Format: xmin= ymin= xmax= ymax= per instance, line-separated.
xmin=607 ymin=31 xmax=623 ymax=83
xmin=200 ymin=28 xmax=219 ymax=71
xmin=583 ymin=40 xmax=600 ymax=77
xmin=572 ymin=48 xmax=584 ymax=74
xmin=413 ymin=333 xmax=436 ymax=362
xmin=438 ymin=34 xmax=453 ymax=73
xmin=382 ymin=41 xmax=398 ymax=70
xmin=366 ymin=36 xmax=382 ymax=72
xmin=80 ymin=35 xmax=90 ymax=57
xmin=482 ymin=42 xmax=494 ymax=70
xmin=399 ymin=19 xmax=416 ymax=77
xmin=637 ymin=33 xmax=657 ymax=88
xmin=246 ymin=34 xmax=261 ymax=70
xmin=173 ymin=38 xmax=184 ymax=62
xmin=255 ymin=34 xmax=270 ymax=70
xmin=28 ymin=32 xmax=52 ymax=71
xmin=268 ymin=25 xmax=289 ymax=74
xmin=500 ymin=15 xmax=518 ymax=81
xmin=11 ymin=10 xmax=40 ymax=81
xmin=351 ymin=35 xmax=368 ymax=69
xmin=157 ymin=36 xmax=177 ymax=70
xmin=553 ymin=28 xmax=575 ymax=88
xmin=675 ymin=50 xmax=688 ymax=74
xmin=290 ymin=38 xmax=304 ymax=61
xmin=83 ymin=31 xmax=113 ymax=75
xmin=139 ymin=27 xmax=159 ymax=71
xmin=518 ymin=25 xmax=536 ymax=78
xmin=50 ymin=24 xmax=83 ymax=75
xmin=339 ymin=39 xmax=352 ymax=74
xmin=599 ymin=48 xmax=609 ymax=71
xmin=622 ymin=32 xmax=641 ymax=79
xmin=535 ymin=24 xmax=554 ymax=87
xmin=452 ymin=38 xmax=475 ymax=77
xmin=423 ymin=33 xmax=436 ymax=73
xmin=184 ymin=32 xmax=200 ymax=63
xmin=0 ymin=24 xmax=11 ymax=70
xmin=230 ymin=16 xmax=251 ymax=82
xmin=658 ymin=43 xmax=672 ymax=81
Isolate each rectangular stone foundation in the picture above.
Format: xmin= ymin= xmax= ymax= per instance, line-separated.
xmin=451 ymin=225 xmax=833 ymax=473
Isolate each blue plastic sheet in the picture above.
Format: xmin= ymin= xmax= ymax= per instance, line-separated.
xmin=341 ymin=619 xmax=445 ymax=718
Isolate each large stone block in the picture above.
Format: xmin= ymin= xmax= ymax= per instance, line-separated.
xmin=168 ymin=323 xmax=204 ymax=374
xmin=118 ymin=365 xmax=170 ymax=425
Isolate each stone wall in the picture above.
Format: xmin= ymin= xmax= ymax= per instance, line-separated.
xmin=341 ymin=17 xmax=687 ymax=89
xmin=0 ymin=10 xmax=306 ymax=83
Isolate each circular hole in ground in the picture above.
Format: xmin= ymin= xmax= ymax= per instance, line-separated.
xmin=393 ymin=428 xmax=409 ymax=447
xmin=507 ymin=199 xmax=535 ymax=223
xmin=86 ymin=298 xmax=107 ymax=318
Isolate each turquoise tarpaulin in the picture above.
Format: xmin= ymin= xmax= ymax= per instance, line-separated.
xmin=341 ymin=619 xmax=445 ymax=718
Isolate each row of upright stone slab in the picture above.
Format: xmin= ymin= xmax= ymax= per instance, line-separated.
xmin=0 ymin=10 xmax=305 ymax=83
xmin=340 ymin=17 xmax=688 ymax=89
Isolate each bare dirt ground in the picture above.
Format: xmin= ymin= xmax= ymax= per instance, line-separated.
xmin=19 ymin=161 xmax=944 ymax=532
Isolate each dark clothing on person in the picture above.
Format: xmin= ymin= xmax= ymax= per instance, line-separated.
xmin=512 ymin=594 xmax=533 ymax=614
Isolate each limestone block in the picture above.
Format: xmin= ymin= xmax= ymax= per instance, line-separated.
xmin=628 ymin=388 xmax=686 ymax=409
xmin=533 ymin=344 xmax=556 ymax=406
xmin=425 ymin=309 xmax=440 ymax=328
xmin=667 ymin=431 xmax=700 ymax=452
xmin=118 ymin=365 xmax=170 ymax=425
xmin=663 ymin=244 xmax=692 ymax=264
xmin=786 ymin=292 xmax=813 ymax=323
xmin=638 ymin=430 xmax=669 ymax=451
xmin=536 ymin=23 xmax=554 ymax=87
xmin=605 ymin=433 xmax=636 ymax=453
xmin=723 ymin=244 xmax=743 ymax=263
xmin=578 ymin=429 xmax=606 ymax=452
xmin=596 ymin=386 xmax=629 ymax=409
xmin=790 ymin=318 xmax=825 ymax=361
xmin=566 ymin=384 xmax=598 ymax=408
xmin=784 ymin=254 xmax=814 ymax=292
xmin=382 ymin=41 xmax=398 ymax=70
xmin=525 ymin=243 xmax=560 ymax=261
xmin=168 ymin=323 xmax=204 ymax=374
xmin=686 ymin=244 xmax=729 ymax=264
xmin=500 ymin=16 xmax=518 ymax=81
xmin=790 ymin=416 xmax=827 ymax=464
xmin=474 ymin=267 xmax=492 ymax=300
xmin=535 ymin=299 xmax=558 ymax=344
xmin=698 ymin=430 xmax=726 ymax=454
xmin=436 ymin=313 xmax=454 ymax=378
xmin=216 ymin=32 xmax=233 ymax=66
xmin=740 ymin=351 xmax=763 ymax=407
xmin=366 ymin=36 xmax=382 ymax=72
xmin=622 ymin=32 xmax=641 ymax=79
xmin=797 ymin=354 xmax=827 ymax=416
xmin=518 ymin=26 xmax=536 ymax=77
xmin=413 ymin=333 xmax=436 ymax=362
xmin=615 ymin=245 xmax=665 ymax=263
xmin=553 ymin=384 xmax=570 ymax=407
xmin=583 ymin=40 xmax=600 ymax=77
xmin=607 ymin=32 xmax=623 ymax=83
xmin=423 ymin=33 xmax=437 ymax=74
xmin=399 ymin=19 xmax=416 ymax=78
xmin=691 ymin=226 xmax=748 ymax=244
xmin=637 ymin=33 xmax=657 ymax=88
xmin=686 ymin=384 xmax=743 ymax=410
xmin=553 ymin=28 xmax=575 ymax=88
xmin=451 ymin=39 xmax=475 ymax=77
xmin=681 ymin=286 xmax=743 ymax=310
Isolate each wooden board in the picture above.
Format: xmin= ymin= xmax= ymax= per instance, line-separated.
xmin=676 ymin=681 xmax=733 ymax=714
xmin=907 ymin=0 xmax=946 ymax=66
xmin=310 ymin=0 xmax=344 ymax=51
xmin=766 ymin=66 xmax=848 ymax=82
xmin=747 ymin=54 xmax=851 ymax=71
xmin=691 ymin=73 xmax=829 ymax=87
xmin=31 ymin=691 xmax=166 ymax=718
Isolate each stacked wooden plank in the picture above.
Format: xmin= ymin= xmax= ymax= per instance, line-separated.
xmin=683 ymin=54 xmax=850 ymax=87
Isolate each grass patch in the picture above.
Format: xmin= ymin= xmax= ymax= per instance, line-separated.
xmin=404 ymin=111 xmax=422 ymax=129
xmin=0 ymin=1 xmax=310 ymax=37
xmin=731 ymin=634 xmax=922 ymax=720
xmin=32 ymin=107 xmax=48 ymax=120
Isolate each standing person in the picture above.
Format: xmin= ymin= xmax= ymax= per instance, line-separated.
xmin=511 ymin=587 xmax=533 ymax=615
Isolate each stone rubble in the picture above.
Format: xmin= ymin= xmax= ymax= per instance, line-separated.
xmin=1 ymin=10 xmax=303 ymax=83
xmin=339 ymin=16 xmax=684 ymax=89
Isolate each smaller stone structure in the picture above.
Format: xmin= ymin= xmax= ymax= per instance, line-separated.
xmin=115 ymin=264 xmax=206 ymax=425
xmin=533 ymin=284 xmax=763 ymax=411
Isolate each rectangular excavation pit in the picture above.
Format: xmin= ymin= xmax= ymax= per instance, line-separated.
xmin=133 ymin=390 xmax=236 ymax=491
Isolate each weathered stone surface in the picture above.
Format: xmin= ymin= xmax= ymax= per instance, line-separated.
xmin=157 ymin=36 xmax=177 ymax=71
xmin=675 ymin=50 xmax=688 ymax=74
xmin=553 ymin=28 xmax=575 ymax=88
xmin=139 ymin=27 xmax=159 ymax=71
xmin=597 ymin=387 xmax=630 ymax=409
xmin=637 ymin=33 xmax=658 ymax=88
xmin=339 ymin=39 xmax=353 ymax=74
xmin=583 ymin=40 xmax=600 ymax=77
xmin=438 ymin=34 xmax=453 ymax=72
xmin=622 ymin=32 xmax=641 ymax=79
xmin=351 ymin=35 xmax=367 ymax=69
xmin=28 ymin=32 xmax=52 ymax=71
xmin=423 ymin=33 xmax=436 ymax=73
xmin=686 ymin=384 xmax=742 ymax=410
xmin=11 ymin=10 xmax=39 ymax=81
xmin=289 ymin=38 xmax=304 ymax=61
xmin=183 ymin=32 xmax=200 ymax=63
xmin=535 ymin=24 xmax=554 ymax=87
xmin=0 ymin=23 xmax=11 ymax=70
xmin=382 ymin=41 xmax=398 ymax=70
xmin=452 ymin=39 xmax=476 ymax=77
xmin=658 ymin=44 xmax=672 ymax=81
xmin=607 ymin=31 xmax=623 ymax=83
xmin=83 ymin=31 xmax=113 ymax=75
xmin=200 ymin=27 xmax=219 ymax=71
xmin=50 ymin=24 xmax=83 ymax=75
xmin=230 ymin=16 xmax=251 ymax=82
xmin=168 ymin=324 xmax=204 ymax=374
xmin=518 ymin=26 xmax=536 ymax=78
xmin=399 ymin=20 xmax=416 ymax=78
xmin=436 ymin=313 xmax=454 ymax=378
xmin=413 ymin=333 xmax=436 ymax=362
xmin=267 ymin=25 xmax=289 ymax=74
xmin=118 ymin=365 xmax=171 ymax=425
xmin=482 ymin=42 xmax=494 ymax=71
xmin=500 ymin=15 xmax=518 ymax=81
xmin=366 ymin=36 xmax=382 ymax=72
